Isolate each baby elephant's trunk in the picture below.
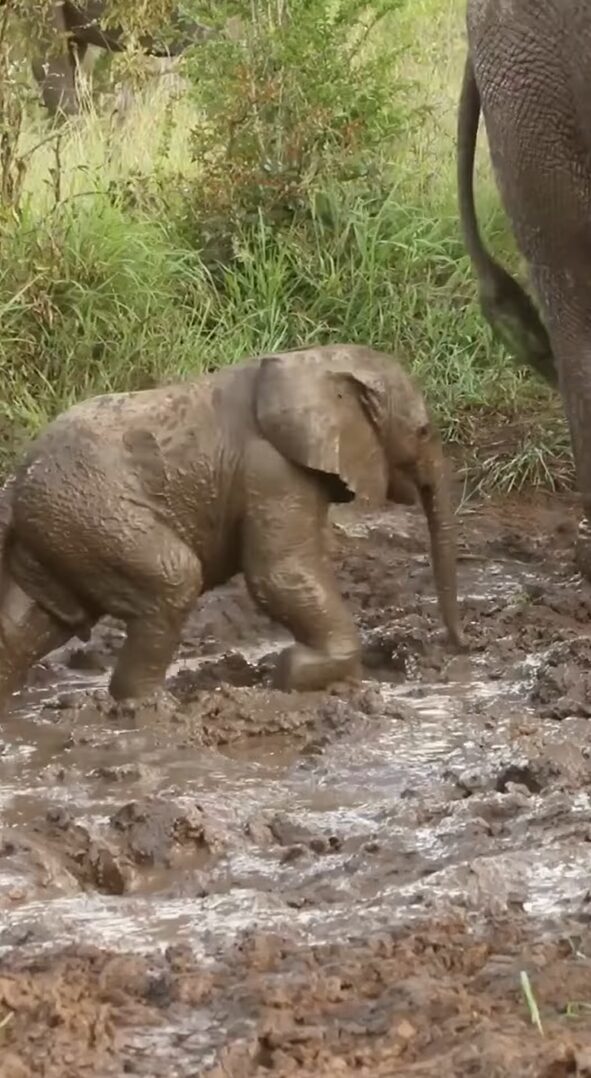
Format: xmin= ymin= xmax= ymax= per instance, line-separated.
xmin=417 ymin=443 xmax=464 ymax=649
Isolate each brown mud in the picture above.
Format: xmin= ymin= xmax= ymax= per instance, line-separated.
xmin=2 ymin=492 xmax=591 ymax=1074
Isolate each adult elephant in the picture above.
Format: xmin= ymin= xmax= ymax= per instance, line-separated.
xmin=24 ymin=1 xmax=214 ymax=116
xmin=457 ymin=0 xmax=591 ymax=570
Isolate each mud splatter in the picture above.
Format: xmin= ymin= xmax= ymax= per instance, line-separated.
xmin=0 ymin=494 xmax=591 ymax=1074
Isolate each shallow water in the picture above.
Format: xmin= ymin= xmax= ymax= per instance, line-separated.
xmin=3 ymin=501 xmax=591 ymax=1074
xmin=1 ymin=509 xmax=589 ymax=963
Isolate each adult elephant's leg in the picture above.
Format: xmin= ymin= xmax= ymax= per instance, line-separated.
xmin=506 ymin=204 xmax=591 ymax=573
xmin=243 ymin=441 xmax=361 ymax=692
xmin=532 ymin=268 xmax=591 ymax=577
xmin=0 ymin=573 xmax=73 ymax=705
xmin=473 ymin=29 xmax=591 ymax=572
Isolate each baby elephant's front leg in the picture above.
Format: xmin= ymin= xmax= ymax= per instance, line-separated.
xmin=274 ymin=583 xmax=362 ymax=692
xmin=244 ymin=446 xmax=361 ymax=692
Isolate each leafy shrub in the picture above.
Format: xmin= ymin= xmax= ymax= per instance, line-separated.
xmin=0 ymin=0 xmax=569 ymax=491
xmin=183 ymin=0 xmax=411 ymax=249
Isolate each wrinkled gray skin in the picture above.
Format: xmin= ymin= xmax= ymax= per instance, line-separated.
xmin=27 ymin=1 xmax=214 ymax=116
xmin=0 ymin=345 xmax=463 ymax=705
xmin=457 ymin=0 xmax=591 ymax=573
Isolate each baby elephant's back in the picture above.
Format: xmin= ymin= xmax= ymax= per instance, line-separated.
xmin=10 ymin=381 xmax=217 ymax=557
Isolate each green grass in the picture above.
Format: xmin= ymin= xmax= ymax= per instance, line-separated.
xmin=520 ymin=970 xmax=544 ymax=1036
xmin=0 ymin=0 xmax=572 ymax=493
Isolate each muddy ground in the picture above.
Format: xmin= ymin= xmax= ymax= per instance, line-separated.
xmin=2 ymin=491 xmax=591 ymax=1075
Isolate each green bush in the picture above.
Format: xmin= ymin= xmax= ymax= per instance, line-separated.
xmin=0 ymin=0 xmax=572 ymax=492
xmin=185 ymin=1 xmax=408 ymax=226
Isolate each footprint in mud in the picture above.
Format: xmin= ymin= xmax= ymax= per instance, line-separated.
xmin=0 ymin=798 xmax=225 ymax=904
xmin=171 ymin=682 xmax=387 ymax=747
xmin=42 ymin=681 xmax=382 ymax=752
xmin=245 ymin=810 xmax=344 ymax=857
xmin=110 ymin=797 xmax=225 ymax=866
xmin=169 ymin=651 xmax=267 ymax=691
xmin=530 ymin=638 xmax=591 ymax=719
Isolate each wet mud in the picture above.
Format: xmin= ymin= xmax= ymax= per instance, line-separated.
xmin=2 ymin=492 xmax=591 ymax=1074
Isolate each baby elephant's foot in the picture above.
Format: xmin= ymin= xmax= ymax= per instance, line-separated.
xmin=273 ymin=643 xmax=362 ymax=692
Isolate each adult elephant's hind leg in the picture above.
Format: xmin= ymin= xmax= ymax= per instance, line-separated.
xmin=0 ymin=574 xmax=72 ymax=705
xmin=528 ymin=264 xmax=591 ymax=580
xmin=545 ymin=308 xmax=591 ymax=581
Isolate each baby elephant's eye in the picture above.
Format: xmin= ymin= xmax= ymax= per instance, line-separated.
xmin=417 ymin=423 xmax=430 ymax=438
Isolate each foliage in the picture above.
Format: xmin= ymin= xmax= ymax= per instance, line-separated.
xmin=0 ymin=0 xmax=573 ymax=492
xmin=184 ymin=0 xmax=408 ymax=240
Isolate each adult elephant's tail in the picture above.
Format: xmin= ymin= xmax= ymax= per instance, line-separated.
xmin=456 ymin=54 xmax=557 ymax=387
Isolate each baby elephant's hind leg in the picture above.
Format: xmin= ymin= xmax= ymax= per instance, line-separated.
xmin=0 ymin=574 xmax=72 ymax=703
xmin=107 ymin=537 xmax=203 ymax=703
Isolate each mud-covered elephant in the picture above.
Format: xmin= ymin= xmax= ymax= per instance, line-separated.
xmin=20 ymin=1 xmax=214 ymax=116
xmin=0 ymin=345 xmax=463 ymax=705
xmin=456 ymin=0 xmax=591 ymax=568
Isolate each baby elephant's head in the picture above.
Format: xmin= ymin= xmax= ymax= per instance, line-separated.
xmin=253 ymin=345 xmax=464 ymax=650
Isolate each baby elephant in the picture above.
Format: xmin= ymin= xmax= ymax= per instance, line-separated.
xmin=0 ymin=344 xmax=463 ymax=704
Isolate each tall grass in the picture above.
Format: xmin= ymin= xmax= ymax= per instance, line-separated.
xmin=0 ymin=0 xmax=572 ymax=492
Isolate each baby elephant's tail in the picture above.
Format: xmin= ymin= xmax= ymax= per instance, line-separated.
xmin=0 ymin=476 xmax=73 ymax=705
xmin=0 ymin=477 xmax=15 ymax=568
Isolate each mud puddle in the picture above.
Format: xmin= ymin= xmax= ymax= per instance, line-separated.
xmin=3 ymin=496 xmax=591 ymax=1075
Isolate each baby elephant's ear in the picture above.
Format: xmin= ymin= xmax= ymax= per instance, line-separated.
xmin=255 ymin=352 xmax=387 ymax=503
